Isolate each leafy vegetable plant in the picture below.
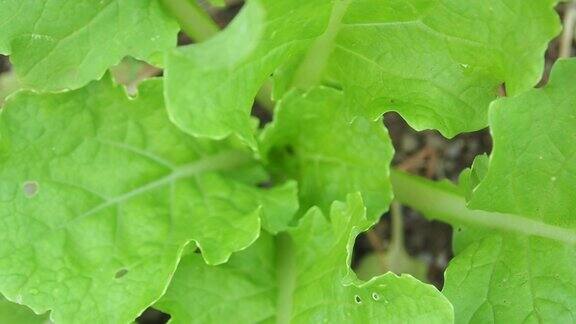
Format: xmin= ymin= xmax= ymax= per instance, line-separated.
xmin=0 ymin=0 xmax=573 ymax=323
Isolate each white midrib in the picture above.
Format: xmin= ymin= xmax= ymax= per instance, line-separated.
xmin=275 ymin=4 xmax=378 ymax=317
xmin=292 ymin=0 xmax=352 ymax=88
xmin=275 ymin=2 xmax=352 ymax=319
xmin=390 ymin=170 xmax=576 ymax=245
xmin=75 ymin=150 xmax=253 ymax=221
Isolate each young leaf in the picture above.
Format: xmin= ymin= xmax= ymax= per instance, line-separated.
xmin=0 ymin=0 xmax=178 ymax=91
xmin=164 ymin=0 xmax=332 ymax=147
xmin=261 ymin=86 xmax=394 ymax=220
xmin=165 ymin=0 xmax=560 ymax=144
xmin=156 ymin=194 xmax=454 ymax=323
xmin=443 ymin=59 xmax=576 ymax=323
xmin=0 ymin=77 xmax=298 ymax=323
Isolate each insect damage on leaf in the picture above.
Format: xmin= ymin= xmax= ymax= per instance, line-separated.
xmin=443 ymin=59 xmax=576 ymax=323
xmin=155 ymin=194 xmax=453 ymax=323
xmin=0 ymin=0 xmax=573 ymax=323
xmin=0 ymin=0 xmax=179 ymax=91
xmin=0 ymin=77 xmax=297 ymax=323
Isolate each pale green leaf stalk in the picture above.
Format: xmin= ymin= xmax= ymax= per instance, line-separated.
xmin=390 ymin=60 xmax=576 ymax=322
xmin=446 ymin=59 xmax=576 ymax=323
xmin=163 ymin=0 xmax=333 ymax=148
xmin=356 ymin=203 xmax=428 ymax=282
xmin=156 ymin=194 xmax=454 ymax=323
xmin=160 ymin=0 xmax=220 ymax=42
xmin=205 ymin=0 xmax=226 ymax=7
xmin=0 ymin=77 xmax=298 ymax=323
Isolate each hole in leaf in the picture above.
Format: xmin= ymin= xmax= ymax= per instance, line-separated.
xmin=23 ymin=181 xmax=39 ymax=198
xmin=497 ymin=83 xmax=507 ymax=97
xmin=136 ymin=307 xmax=171 ymax=324
xmin=354 ymin=295 xmax=362 ymax=304
xmin=115 ymin=269 xmax=129 ymax=279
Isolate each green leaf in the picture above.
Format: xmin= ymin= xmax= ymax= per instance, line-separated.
xmin=325 ymin=0 xmax=560 ymax=137
xmin=164 ymin=0 xmax=333 ymax=147
xmin=0 ymin=295 xmax=48 ymax=324
xmin=468 ymin=59 xmax=576 ymax=221
xmin=0 ymin=77 xmax=298 ymax=323
xmin=156 ymin=194 xmax=453 ymax=323
xmin=457 ymin=153 xmax=488 ymax=201
xmin=443 ymin=59 xmax=576 ymax=323
xmin=261 ymin=86 xmax=393 ymax=220
xmin=166 ymin=0 xmax=559 ymax=144
xmin=0 ymin=0 xmax=178 ymax=92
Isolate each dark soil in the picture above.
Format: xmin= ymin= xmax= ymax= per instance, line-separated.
xmin=352 ymin=1 xmax=568 ymax=289
xmin=352 ymin=114 xmax=491 ymax=288
xmin=0 ymin=55 xmax=10 ymax=74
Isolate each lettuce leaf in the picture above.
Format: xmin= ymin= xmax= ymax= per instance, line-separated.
xmin=165 ymin=0 xmax=559 ymax=144
xmin=156 ymin=194 xmax=453 ymax=323
xmin=261 ymin=86 xmax=393 ymax=220
xmin=0 ymin=77 xmax=297 ymax=322
xmin=444 ymin=59 xmax=576 ymax=323
xmin=0 ymin=0 xmax=178 ymax=91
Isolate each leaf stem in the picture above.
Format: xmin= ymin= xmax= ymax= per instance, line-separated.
xmin=292 ymin=0 xmax=351 ymax=88
xmin=160 ymin=0 xmax=219 ymax=42
xmin=390 ymin=202 xmax=404 ymax=249
xmin=276 ymin=233 xmax=296 ymax=324
xmin=390 ymin=169 xmax=576 ymax=245
xmin=77 ymin=150 xmax=253 ymax=219
xmin=161 ymin=0 xmax=276 ymax=111
xmin=560 ymin=1 xmax=576 ymax=58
